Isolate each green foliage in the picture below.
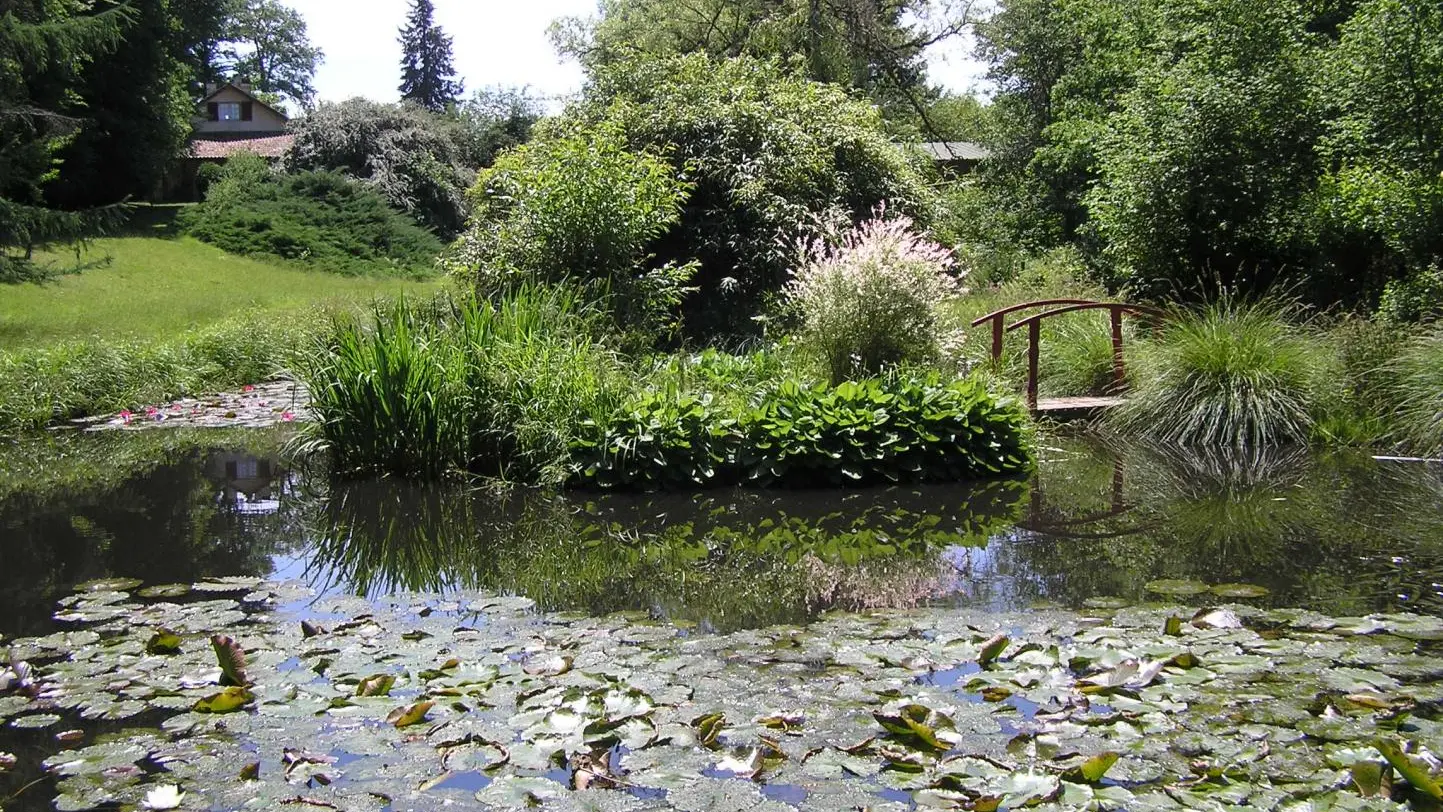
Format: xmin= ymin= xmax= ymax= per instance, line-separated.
xmin=551 ymin=0 xmax=955 ymax=123
xmin=788 ymin=215 xmax=961 ymax=384
xmin=1083 ymin=0 xmax=1320 ymax=296
xmin=1390 ymin=325 xmax=1443 ymax=455
xmin=0 ymin=312 xmax=321 ymax=435
xmin=1314 ymin=0 xmax=1443 ymax=295
xmin=569 ymin=53 xmax=939 ymax=338
xmin=1377 ymin=264 xmax=1443 ymax=324
xmin=454 ymin=86 xmax=543 ymax=167
xmin=448 ymin=129 xmax=692 ymax=338
xmin=298 ymin=288 xmax=628 ymax=482
xmin=572 ymin=372 xmax=1032 ymax=490
xmin=0 ymin=2 xmax=135 ymax=273
xmin=285 ymin=98 xmax=478 ymax=236
xmin=1110 ymin=301 xmax=1330 ymax=448
xmin=181 ymin=154 xmax=443 ymax=277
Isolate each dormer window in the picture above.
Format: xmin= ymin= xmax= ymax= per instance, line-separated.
xmin=206 ymin=100 xmax=254 ymax=122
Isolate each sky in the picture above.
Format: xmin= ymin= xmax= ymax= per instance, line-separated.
xmin=285 ymin=0 xmax=989 ymax=107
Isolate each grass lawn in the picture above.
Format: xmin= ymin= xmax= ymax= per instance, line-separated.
xmin=0 ymin=236 xmax=443 ymax=349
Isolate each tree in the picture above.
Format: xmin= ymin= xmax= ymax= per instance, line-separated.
xmin=455 ymin=86 xmax=543 ymax=168
xmin=398 ymin=0 xmax=463 ymax=111
xmin=222 ymin=0 xmax=323 ymax=110
xmin=44 ymin=0 xmax=195 ymax=209
xmin=552 ymin=0 xmax=974 ymax=125
xmin=286 ymin=98 xmax=478 ymax=235
xmin=1 ymin=1 xmax=134 ymax=281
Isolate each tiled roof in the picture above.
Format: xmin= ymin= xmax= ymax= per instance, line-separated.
xmin=919 ymin=141 xmax=991 ymax=161
xmin=188 ymin=134 xmax=294 ymax=159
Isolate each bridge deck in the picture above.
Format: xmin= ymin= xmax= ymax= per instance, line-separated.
xmin=1034 ymin=396 xmax=1126 ymax=417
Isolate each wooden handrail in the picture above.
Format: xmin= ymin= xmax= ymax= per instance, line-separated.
xmin=969 ymin=299 xmax=1168 ymax=410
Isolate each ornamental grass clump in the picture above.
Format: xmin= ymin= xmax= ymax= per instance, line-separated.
xmin=1390 ymin=325 xmax=1443 ymax=455
xmin=788 ymin=214 xmax=962 ymax=385
xmin=1110 ymin=301 xmax=1328 ymax=449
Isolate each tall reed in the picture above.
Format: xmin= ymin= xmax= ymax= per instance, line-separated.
xmin=1390 ymin=325 xmax=1443 ymax=455
xmin=297 ymin=286 xmax=627 ymax=482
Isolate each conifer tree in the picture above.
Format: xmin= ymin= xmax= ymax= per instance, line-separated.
xmin=398 ymin=0 xmax=463 ymax=111
xmin=0 ymin=1 xmax=135 ymax=281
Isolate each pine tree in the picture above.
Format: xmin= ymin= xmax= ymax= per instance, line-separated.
xmin=398 ymin=0 xmax=463 ymax=111
xmin=0 ymin=1 xmax=135 ymax=281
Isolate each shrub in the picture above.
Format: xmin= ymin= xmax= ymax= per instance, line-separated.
xmin=0 ymin=313 xmax=321 ymax=434
xmin=571 ymin=372 xmax=1032 ymax=491
xmin=1391 ymin=325 xmax=1443 ymax=455
xmin=447 ymin=129 xmax=692 ymax=339
xmin=787 ymin=215 xmax=961 ymax=384
xmin=1377 ymin=264 xmax=1443 ymax=324
xmin=1109 ymin=301 xmax=1329 ymax=448
xmin=566 ymin=53 xmax=939 ymax=338
xmin=297 ymin=287 xmax=628 ymax=482
xmin=181 ymin=154 xmax=444 ymax=277
xmin=285 ymin=99 xmax=483 ymax=236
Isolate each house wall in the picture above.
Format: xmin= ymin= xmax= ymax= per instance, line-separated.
xmin=193 ymin=86 xmax=288 ymax=135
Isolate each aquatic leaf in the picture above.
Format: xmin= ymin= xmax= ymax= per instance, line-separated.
xmin=694 ymin=712 xmax=725 ymax=748
xmin=210 ymin=635 xmax=249 ymax=686
xmin=9 ymin=713 xmax=61 ymax=729
xmin=141 ymin=784 xmax=184 ymax=810
xmin=1375 ymin=738 xmax=1443 ymax=801
xmin=1146 ymin=579 xmax=1210 ymax=597
xmin=1349 ymin=760 xmax=1388 ymax=797
xmin=523 ymin=654 xmax=573 ymax=676
xmin=1192 ymin=608 xmax=1243 ymax=629
xmin=1163 ymin=616 xmax=1184 ymax=636
xmin=193 ymin=686 xmax=253 ymax=713
xmin=146 ymin=628 xmax=182 ymax=655
xmin=137 ymin=583 xmax=190 ymax=599
xmin=387 ymin=700 xmax=434 ymax=728
xmin=240 ymin=761 xmax=260 ymax=780
xmin=300 ymin=621 xmax=325 ymax=638
xmin=979 ymin=634 xmax=1010 ymax=668
xmin=355 ymin=674 xmax=397 ymax=697
xmin=1063 ymin=752 xmax=1120 ymax=784
xmin=76 ymin=577 xmax=142 ymax=593
xmin=874 ymin=704 xmax=953 ymax=751
xmin=715 ymin=747 xmax=763 ymax=778
xmin=1211 ymin=583 xmax=1270 ymax=599
xmin=998 ymin=772 xmax=1060 ymax=807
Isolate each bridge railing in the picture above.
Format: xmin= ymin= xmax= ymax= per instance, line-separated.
xmin=969 ymin=299 xmax=1167 ymax=410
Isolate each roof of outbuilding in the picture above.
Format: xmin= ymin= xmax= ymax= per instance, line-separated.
xmin=188 ymin=133 xmax=294 ymax=159
xmin=919 ymin=141 xmax=991 ymax=161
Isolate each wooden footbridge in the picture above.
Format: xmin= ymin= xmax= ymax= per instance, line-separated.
xmin=970 ymin=299 xmax=1167 ymax=414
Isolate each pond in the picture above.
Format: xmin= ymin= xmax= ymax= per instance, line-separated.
xmin=3 ymin=429 xmax=1443 ymax=810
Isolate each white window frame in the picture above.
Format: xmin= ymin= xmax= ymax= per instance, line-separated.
xmin=217 ymin=102 xmax=242 ymax=121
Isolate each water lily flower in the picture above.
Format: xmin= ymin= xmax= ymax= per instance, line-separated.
xmin=118 ymin=410 xmax=134 ymax=424
xmin=241 ymin=384 xmax=255 ymax=393
xmin=141 ymin=784 xmax=184 ymax=810
xmin=281 ymin=411 xmax=296 ymax=422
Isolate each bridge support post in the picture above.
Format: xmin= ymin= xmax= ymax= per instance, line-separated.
xmin=991 ymin=316 xmax=1003 ymax=363
xmin=1110 ymin=306 xmax=1125 ymax=394
xmin=1026 ymin=320 xmax=1040 ymax=411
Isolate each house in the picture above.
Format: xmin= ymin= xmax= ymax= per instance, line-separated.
xmin=920 ymin=141 xmax=991 ymax=176
xmin=164 ymin=82 xmax=295 ymax=200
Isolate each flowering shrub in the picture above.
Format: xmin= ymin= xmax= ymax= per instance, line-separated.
xmin=787 ymin=215 xmax=962 ymax=384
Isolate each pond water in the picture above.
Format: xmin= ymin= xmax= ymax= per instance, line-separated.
xmin=5 ymin=430 xmax=1443 ymax=811
xmin=5 ymin=430 xmax=1443 ymax=639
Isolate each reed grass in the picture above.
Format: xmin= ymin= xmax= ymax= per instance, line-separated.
xmin=1390 ymin=325 xmax=1443 ymax=455
xmin=1109 ymin=300 xmax=1329 ymax=448
xmin=296 ymin=285 xmax=629 ymax=482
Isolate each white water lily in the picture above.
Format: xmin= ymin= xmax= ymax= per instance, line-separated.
xmin=142 ymin=784 xmax=184 ymax=810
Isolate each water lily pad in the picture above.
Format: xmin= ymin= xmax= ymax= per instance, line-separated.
xmin=75 ymin=577 xmax=142 ymax=593
xmin=9 ymin=713 xmax=61 ymax=729
xmin=193 ymin=687 xmax=253 ymax=713
xmin=1210 ymin=583 xmax=1271 ymax=599
xmin=388 ymin=700 xmax=434 ymax=728
xmin=1081 ymin=597 xmax=1131 ymax=610
xmin=1146 ymin=579 xmax=1211 ymax=597
xmin=137 ymin=584 xmax=191 ymax=599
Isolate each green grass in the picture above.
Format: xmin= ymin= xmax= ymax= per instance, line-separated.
xmin=0 ymin=236 xmax=440 ymax=350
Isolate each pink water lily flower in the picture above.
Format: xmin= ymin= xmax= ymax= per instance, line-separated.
xmin=241 ymin=384 xmax=256 ymax=393
xmin=118 ymin=409 xmax=134 ymax=424
xmin=281 ymin=411 xmax=296 ymax=422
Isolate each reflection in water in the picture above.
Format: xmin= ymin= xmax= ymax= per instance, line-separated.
xmin=0 ymin=432 xmax=301 ymax=636
xmin=302 ymin=479 xmax=1030 ymax=630
xmin=3 ymin=430 xmax=1443 ymax=637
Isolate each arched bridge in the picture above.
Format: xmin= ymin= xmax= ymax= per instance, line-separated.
xmin=970 ymin=299 xmax=1167 ymax=413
